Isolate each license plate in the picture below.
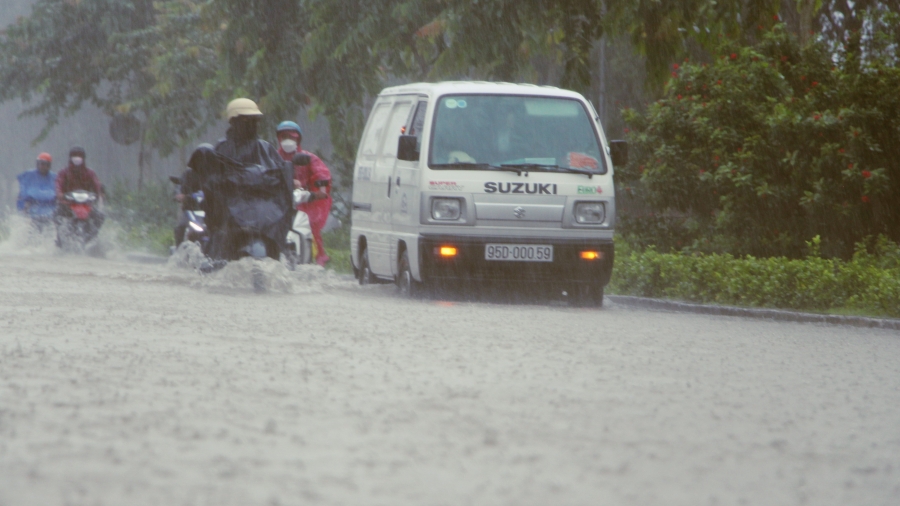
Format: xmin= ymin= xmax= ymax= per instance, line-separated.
xmin=485 ymin=244 xmax=553 ymax=262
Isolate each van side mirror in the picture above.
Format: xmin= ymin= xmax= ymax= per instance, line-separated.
xmin=609 ymin=140 xmax=628 ymax=167
xmin=397 ymin=135 xmax=419 ymax=162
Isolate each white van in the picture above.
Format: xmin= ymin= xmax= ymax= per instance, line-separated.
xmin=350 ymin=81 xmax=626 ymax=305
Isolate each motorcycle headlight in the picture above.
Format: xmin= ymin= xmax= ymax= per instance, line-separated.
xmin=432 ymin=198 xmax=462 ymax=220
xmin=574 ymin=202 xmax=605 ymax=224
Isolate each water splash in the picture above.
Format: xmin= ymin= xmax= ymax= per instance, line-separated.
xmin=0 ymin=214 xmax=59 ymax=255
xmin=166 ymin=242 xmax=358 ymax=295
xmin=0 ymin=212 xmax=122 ymax=259
xmin=167 ymin=241 xmax=207 ymax=270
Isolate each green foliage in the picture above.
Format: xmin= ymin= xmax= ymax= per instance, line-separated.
xmin=322 ymin=223 xmax=352 ymax=274
xmin=0 ymin=0 xmax=155 ymax=136
xmin=609 ymin=235 xmax=900 ymax=318
xmin=105 ymin=179 xmax=178 ymax=254
xmin=620 ymin=25 xmax=900 ymax=259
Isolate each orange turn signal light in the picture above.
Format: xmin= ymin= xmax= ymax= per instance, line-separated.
xmin=439 ymin=246 xmax=458 ymax=257
xmin=580 ymin=250 xmax=602 ymax=260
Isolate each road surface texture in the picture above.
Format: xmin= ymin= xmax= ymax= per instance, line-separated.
xmin=1 ymin=234 xmax=899 ymax=505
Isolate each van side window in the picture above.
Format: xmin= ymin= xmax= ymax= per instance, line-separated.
xmin=360 ymin=103 xmax=391 ymax=159
xmin=378 ymin=101 xmax=413 ymax=160
xmin=408 ymin=101 xmax=428 ymax=151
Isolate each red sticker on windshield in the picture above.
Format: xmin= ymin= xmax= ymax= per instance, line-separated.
xmin=568 ymin=152 xmax=599 ymax=170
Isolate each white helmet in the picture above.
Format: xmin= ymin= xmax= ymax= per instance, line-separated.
xmin=225 ymin=98 xmax=263 ymax=120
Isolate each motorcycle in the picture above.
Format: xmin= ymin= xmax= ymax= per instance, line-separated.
xmin=188 ymin=145 xmax=300 ymax=291
xmin=56 ymin=190 xmax=100 ymax=251
xmin=169 ymin=176 xmax=210 ymax=254
xmin=285 ymin=188 xmax=314 ymax=269
xmin=20 ymin=190 xmax=57 ymax=233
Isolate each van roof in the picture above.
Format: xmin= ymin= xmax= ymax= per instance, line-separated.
xmin=378 ymin=81 xmax=586 ymax=100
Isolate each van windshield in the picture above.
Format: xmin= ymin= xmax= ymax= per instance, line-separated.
xmin=428 ymin=95 xmax=606 ymax=175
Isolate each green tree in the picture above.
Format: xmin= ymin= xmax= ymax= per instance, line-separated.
xmin=620 ymin=24 xmax=900 ymax=259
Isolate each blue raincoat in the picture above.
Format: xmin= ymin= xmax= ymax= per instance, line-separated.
xmin=16 ymin=169 xmax=57 ymax=218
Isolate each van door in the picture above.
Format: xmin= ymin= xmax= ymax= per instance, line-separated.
xmin=368 ymin=97 xmax=414 ymax=276
xmin=353 ymin=101 xmax=392 ymax=230
xmin=390 ymin=99 xmax=428 ymax=270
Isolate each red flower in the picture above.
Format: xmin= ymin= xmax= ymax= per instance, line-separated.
xmin=672 ymin=71 xmax=678 ymax=78
xmin=623 ymin=127 xmax=630 ymax=133
xmin=862 ymin=195 xmax=870 ymax=203
xmin=780 ymin=55 xmax=788 ymax=62
xmin=800 ymin=75 xmax=806 ymax=81
xmin=813 ymin=114 xmax=820 ymax=120
xmin=716 ymin=79 xmax=722 ymax=85
xmin=713 ymin=155 xmax=719 ymax=161
xmin=862 ymin=170 xmax=871 ymax=178
xmin=673 ymin=63 xmax=679 ymax=70
xmin=737 ymin=147 xmax=742 ymax=152
xmin=730 ymin=53 xmax=737 ymax=60
xmin=773 ymin=14 xmax=779 ymax=21
xmin=848 ymin=163 xmax=854 ymax=169
xmin=838 ymin=148 xmax=845 ymax=153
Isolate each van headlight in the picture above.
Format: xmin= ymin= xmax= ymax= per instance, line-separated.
xmin=574 ymin=202 xmax=605 ymax=224
xmin=432 ymin=198 xmax=462 ymax=220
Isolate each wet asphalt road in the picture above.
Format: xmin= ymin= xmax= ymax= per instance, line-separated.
xmin=1 ymin=253 xmax=898 ymax=506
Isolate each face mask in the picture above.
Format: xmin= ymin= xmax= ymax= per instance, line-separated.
xmin=280 ymin=139 xmax=298 ymax=153
xmin=71 ymin=156 xmax=84 ymax=166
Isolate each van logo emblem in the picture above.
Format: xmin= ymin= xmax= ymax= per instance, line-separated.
xmin=513 ymin=206 xmax=526 ymax=219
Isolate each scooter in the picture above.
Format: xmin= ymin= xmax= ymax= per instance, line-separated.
xmin=21 ymin=196 xmax=57 ymax=234
xmin=56 ymin=190 xmax=100 ymax=251
xmin=169 ymin=176 xmax=209 ymax=253
xmin=285 ymin=188 xmax=314 ymax=270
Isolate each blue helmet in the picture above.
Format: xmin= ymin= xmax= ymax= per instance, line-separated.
xmin=276 ymin=121 xmax=302 ymax=136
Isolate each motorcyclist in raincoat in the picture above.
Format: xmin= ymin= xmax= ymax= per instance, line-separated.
xmin=190 ymin=98 xmax=295 ymax=262
xmin=275 ymin=120 xmax=333 ymax=266
xmin=55 ymin=146 xmax=105 ymax=238
xmin=16 ymin=152 xmax=57 ymax=229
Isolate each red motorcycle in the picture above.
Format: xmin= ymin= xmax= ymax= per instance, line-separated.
xmin=56 ymin=190 xmax=101 ymax=251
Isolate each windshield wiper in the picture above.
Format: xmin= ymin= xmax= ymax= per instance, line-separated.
xmin=501 ymin=163 xmax=596 ymax=179
xmin=430 ymin=162 xmax=528 ymax=176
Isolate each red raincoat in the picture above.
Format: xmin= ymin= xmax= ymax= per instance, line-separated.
xmin=278 ymin=147 xmax=332 ymax=263
xmin=56 ymin=163 xmax=103 ymax=200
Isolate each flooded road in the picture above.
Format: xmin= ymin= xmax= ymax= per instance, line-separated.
xmin=1 ymin=242 xmax=899 ymax=505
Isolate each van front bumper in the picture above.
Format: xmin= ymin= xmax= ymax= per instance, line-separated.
xmin=418 ymin=234 xmax=614 ymax=286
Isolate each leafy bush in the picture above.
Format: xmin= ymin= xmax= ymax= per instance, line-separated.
xmin=620 ymin=24 xmax=900 ymax=259
xmin=609 ymin=235 xmax=900 ymax=318
xmin=322 ymin=222 xmax=352 ymax=274
xmin=105 ymin=179 xmax=178 ymax=255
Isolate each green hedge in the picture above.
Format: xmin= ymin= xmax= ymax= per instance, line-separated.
xmin=609 ymin=236 xmax=900 ymax=318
